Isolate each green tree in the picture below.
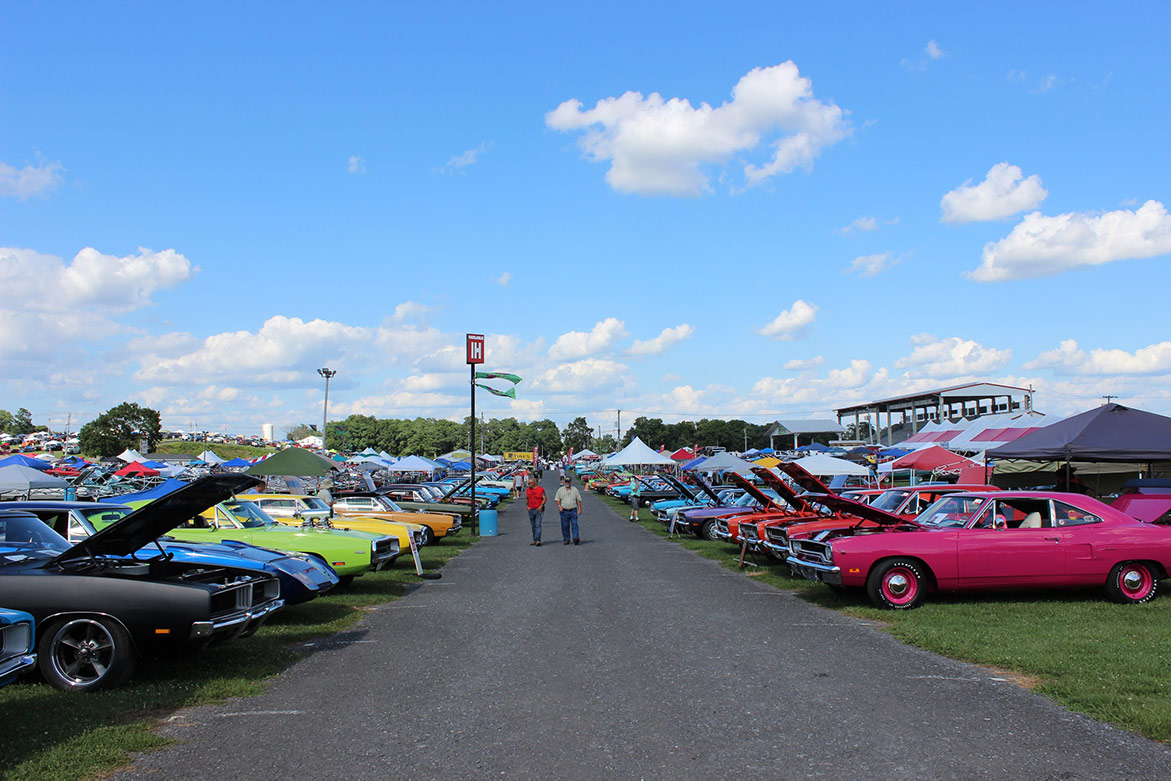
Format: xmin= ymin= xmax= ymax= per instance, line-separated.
xmin=0 ymin=409 xmax=14 ymax=435
xmin=527 ymin=418 xmax=563 ymax=458
xmin=286 ymin=423 xmax=319 ymax=441
xmin=562 ymin=416 xmax=593 ymax=453
xmin=78 ymin=403 xmax=163 ymax=458
xmin=624 ymin=417 xmax=667 ymax=449
xmin=10 ymin=408 xmax=35 ymax=436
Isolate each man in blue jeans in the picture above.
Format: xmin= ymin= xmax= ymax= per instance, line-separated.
xmin=554 ymin=474 xmax=584 ymax=545
xmin=525 ymin=474 xmax=546 ymax=546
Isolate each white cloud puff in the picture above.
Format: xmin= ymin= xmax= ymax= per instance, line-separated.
xmin=495 ymin=271 xmax=512 ymax=287
xmin=784 ymin=356 xmax=825 ymax=370
xmin=971 ymin=200 xmax=1171 ymax=282
xmin=0 ymin=159 xmax=64 ymax=199
xmin=537 ymin=358 xmax=628 ymax=393
xmin=941 ymin=162 xmax=1048 ymax=223
xmin=926 ymin=40 xmax=945 ymax=59
xmin=827 ymin=359 xmax=873 ymax=388
xmin=758 ymin=300 xmax=817 ymax=341
xmin=546 ymin=62 xmax=848 ymax=196
xmin=548 ymin=318 xmax=628 ymax=360
xmin=438 ymin=142 xmax=492 ymax=175
xmin=347 ymin=156 xmax=367 ymax=174
xmin=628 ymin=324 xmax=694 ymax=356
xmin=1025 ymin=338 xmax=1171 ymax=375
xmin=894 ymin=333 xmax=1011 ymax=378
xmin=846 ymin=252 xmax=898 ymax=277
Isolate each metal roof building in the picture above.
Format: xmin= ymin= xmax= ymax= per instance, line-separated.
xmin=834 ymin=382 xmax=1035 ymax=446
xmin=763 ymin=419 xmax=846 ymax=449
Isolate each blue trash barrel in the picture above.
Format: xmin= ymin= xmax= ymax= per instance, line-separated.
xmin=479 ymin=509 xmax=498 ymax=537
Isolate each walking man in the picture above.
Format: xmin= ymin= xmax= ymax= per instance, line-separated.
xmin=629 ymin=475 xmax=640 ymax=522
xmin=554 ymin=474 xmax=583 ymax=545
xmin=525 ymin=474 xmax=546 ymax=546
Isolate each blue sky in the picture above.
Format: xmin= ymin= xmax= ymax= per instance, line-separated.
xmin=3 ymin=1 xmax=1170 ymax=438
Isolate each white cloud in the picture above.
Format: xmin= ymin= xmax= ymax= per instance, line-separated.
xmin=628 ymin=324 xmax=694 ymax=356
xmin=970 ymin=199 xmax=1171 ymax=282
xmin=537 ymin=358 xmax=627 ymax=393
xmin=135 ymin=315 xmax=371 ymax=386
xmin=784 ymin=356 xmax=825 ymax=370
xmin=495 ymin=271 xmax=512 ymax=287
xmin=438 ymin=142 xmax=492 ymax=175
xmin=926 ymin=40 xmax=945 ymax=59
xmin=0 ymin=159 xmax=64 ymax=199
xmin=1025 ymin=339 xmax=1171 ymax=375
xmin=846 ymin=252 xmax=898 ymax=277
xmin=894 ymin=333 xmax=1011 ymax=378
xmin=941 ymin=162 xmax=1048 ymax=223
xmin=546 ymin=62 xmax=848 ymax=196
xmin=840 ymin=216 xmax=877 ymax=233
xmin=549 ymin=317 xmax=628 ymax=360
xmin=827 ymin=359 xmax=873 ymax=388
xmin=347 ymin=156 xmax=367 ymax=174
xmin=758 ymin=300 xmax=817 ymax=341
xmin=389 ymin=301 xmax=432 ymax=323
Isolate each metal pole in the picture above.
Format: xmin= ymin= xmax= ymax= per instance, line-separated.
xmin=470 ymin=364 xmax=477 ymax=535
xmin=317 ymin=368 xmax=336 ymax=452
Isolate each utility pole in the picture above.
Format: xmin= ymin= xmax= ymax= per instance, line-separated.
xmin=66 ymin=412 xmax=71 ymax=436
xmin=481 ymin=412 xmax=486 ymax=457
xmin=1103 ymin=395 xmax=1117 ymax=404
xmin=743 ymin=425 xmax=748 ymax=452
xmin=617 ymin=409 xmax=621 ymax=445
xmin=317 ymin=368 xmax=336 ymax=451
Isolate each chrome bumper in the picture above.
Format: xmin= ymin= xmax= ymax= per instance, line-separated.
xmin=788 ymin=558 xmax=842 ymax=585
xmin=0 ymin=653 xmax=36 ymax=682
xmin=190 ymin=599 xmax=285 ymax=641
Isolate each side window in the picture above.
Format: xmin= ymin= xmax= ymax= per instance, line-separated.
xmin=1054 ymin=501 xmax=1102 ymax=527
xmin=971 ymin=505 xmax=994 ymax=529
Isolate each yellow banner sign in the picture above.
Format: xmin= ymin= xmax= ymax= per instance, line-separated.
xmin=503 ymin=451 xmax=535 ymax=462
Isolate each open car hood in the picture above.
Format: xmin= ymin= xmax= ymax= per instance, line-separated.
xmin=801 ymin=492 xmax=914 ymax=526
xmin=776 ymin=462 xmax=835 ymax=494
xmin=439 ymin=477 xmax=475 ymax=501
xmin=53 ymin=474 xmax=263 ymax=563
xmin=660 ymin=474 xmax=699 ymax=503
xmin=750 ymin=467 xmax=812 ymax=512
xmin=728 ymin=473 xmax=785 ymax=511
xmin=691 ymin=475 xmax=723 ymax=504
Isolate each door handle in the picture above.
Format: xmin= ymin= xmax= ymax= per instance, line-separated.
xmin=1044 ymin=536 xmax=1060 ymax=543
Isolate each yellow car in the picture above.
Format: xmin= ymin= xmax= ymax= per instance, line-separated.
xmin=331 ymin=492 xmax=462 ymax=545
xmin=239 ymin=493 xmax=428 ymax=553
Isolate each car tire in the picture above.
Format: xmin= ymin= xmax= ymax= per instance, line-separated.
xmin=337 ymin=575 xmax=355 ymax=587
xmin=420 ymin=527 xmax=435 ymax=546
xmin=38 ymin=616 xmax=137 ymax=692
xmin=700 ymin=520 xmax=719 ymax=541
xmin=1104 ymin=561 xmax=1160 ymax=604
xmin=866 ymin=558 xmax=928 ymax=610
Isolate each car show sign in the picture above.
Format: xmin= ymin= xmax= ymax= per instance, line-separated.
xmin=466 ymin=333 xmax=485 ymax=364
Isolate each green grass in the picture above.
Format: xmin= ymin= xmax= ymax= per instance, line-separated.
xmin=0 ymin=535 xmax=477 ymax=780
xmin=600 ymin=493 xmax=1171 ymax=743
xmin=153 ymin=440 xmax=280 ymax=460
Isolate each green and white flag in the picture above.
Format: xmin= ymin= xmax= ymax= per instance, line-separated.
xmin=475 ymin=371 xmax=522 ymax=385
xmin=475 ymin=383 xmax=516 ymax=399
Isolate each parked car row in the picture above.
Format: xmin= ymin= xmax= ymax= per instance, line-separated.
xmin=598 ymin=462 xmax=1171 ymax=610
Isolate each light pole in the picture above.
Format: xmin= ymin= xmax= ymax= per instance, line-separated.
xmin=317 ymin=368 xmax=336 ymax=451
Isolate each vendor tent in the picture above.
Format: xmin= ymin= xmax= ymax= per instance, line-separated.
xmin=116 ymin=448 xmax=147 ymax=463
xmin=246 ymin=447 xmax=340 ymax=477
xmin=359 ymin=447 xmax=380 ymax=456
xmin=0 ymin=454 xmax=51 ymax=471
xmin=222 ymin=457 xmax=253 ymax=468
xmin=888 ymin=446 xmax=978 ymax=473
xmin=599 ymin=438 xmax=675 ymax=467
xmin=796 ymin=442 xmax=830 ymax=453
xmin=987 ymin=403 xmax=1171 ymax=462
xmin=114 ymin=462 xmax=159 ymax=477
xmin=99 ymin=478 xmax=188 ymax=505
xmin=0 ymin=464 xmax=69 ymax=494
xmin=791 ymin=453 xmax=870 ymax=477
xmin=386 ymin=455 xmax=440 ymax=473
xmin=669 ymin=447 xmax=696 ymax=461
xmin=753 ymin=456 xmax=782 ymax=468
xmin=571 ymin=449 xmax=600 ymax=461
xmin=198 ymin=450 xmax=226 ymax=465
xmin=689 ymin=451 xmax=757 ymax=475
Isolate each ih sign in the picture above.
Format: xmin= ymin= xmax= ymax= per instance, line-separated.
xmin=466 ymin=333 xmax=485 ymax=364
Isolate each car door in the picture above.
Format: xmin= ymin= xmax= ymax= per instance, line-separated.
xmin=956 ymin=500 xmax=1065 ymax=587
xmin=1053 ymin=500 xmax=1110 ymax=584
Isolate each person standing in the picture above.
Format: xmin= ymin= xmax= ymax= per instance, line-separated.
xmin=554 ymin=474 xmax=583 ymax=545
xmin=525 ymin=474 xmax=546 ymax=546
xmin=629 ymin=474 xmax=640 ymax=522
xmin=317 ymin=479 xmax=334 ymax=517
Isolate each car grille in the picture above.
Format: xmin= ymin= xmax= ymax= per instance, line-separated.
xmin=791 ymin=539 xmax=832 ymax=564
xmin=210 ymin=577 xmax=281 ymax=617
xmin=741 ymin=523 xmax=759 ymax=542
xmin=714 ymin=519 xmax=729 ymax=535
xmin=374 ymin=538 xmax=399 ymax=562
xmin=1 ymin=621 xmax=32 ymax=656
xmin=765 ymin=526 xmax=789 ymax=547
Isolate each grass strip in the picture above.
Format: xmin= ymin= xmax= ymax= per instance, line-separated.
xmin=0 ymin=534 xmax=477 ymax=780
xmin=599 ymin=493 xmax=1171 ymax=743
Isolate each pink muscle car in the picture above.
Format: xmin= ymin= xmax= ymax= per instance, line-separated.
xmin=787 ymin=491 xmax=1170 ymax=609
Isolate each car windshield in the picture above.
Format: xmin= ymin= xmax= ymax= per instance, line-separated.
xmin=872 ymin=490 xmax=912 ymax=512
xmin=79 ymin=507 xmax=132 ymax=530
xmin=303 ymin=497 xmax=331 ymax=512
xmin=0 ymin=513 xmax=70 ymax=554
xmin=916 ymin=495 xmax=988 ymax=528
xmin=374 ymin=495 xmax=404 ymax=512
xmin=222 ymin=501 xmax=276 ymax=528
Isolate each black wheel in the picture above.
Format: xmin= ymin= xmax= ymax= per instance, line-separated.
xmin=866 ymin=558 xmax=928 ymax=610
xmin=420 ymin=527 xmax=436 ymax=546
xmin=700 ymin=520 xmax=719 ymax=541
xmin=38 ymin=616 xmax=137 ymax=692
xmin=337 ymin=575 xmax=355 ymax=587
xmin=1104 ymin=561 xmax=1160 ymax=604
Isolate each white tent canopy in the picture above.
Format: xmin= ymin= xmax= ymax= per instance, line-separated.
xmin=689 ymin=451 xmax=757 ymax=475
xmin=600 ymin=437 xmax=675 ymax=467
xmin=791 ymin=453 xmax=870 ymax=476
xmin=197 ymin=449 xmax=226 ymax=465
xmin=117 ymin=448 xmax=147 ymax=463
xmin=386 ymin=455 xmax=439 ymax=473
xmin=571 ymin=449 xmax=599 ymax=461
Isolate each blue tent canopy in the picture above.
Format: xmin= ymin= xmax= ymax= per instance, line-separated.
xmin=757 ymin=447 xmax=775 ymax=454
xmin=796 ymin=442 xmax=830 ymax=452
xmin=223 ymin=457 xmax=253 ymax=467
xmin=681 ymin=456 xmax=708 ymax=471
xmin=0 ymin=454 xmax=51 ymax=471
xmin=449 ymin=460 xmax=471 ymax=471
xmin=99 ymin=477 xmax=188 ymax=505
xmin=878 ymin=447 xmax=911 ymax=458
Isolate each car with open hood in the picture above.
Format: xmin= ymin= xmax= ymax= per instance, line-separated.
xmin=240 ymin=492 xmax=436 ymax=548
xmin=378 ymin=484 xmax=479 ymax=518
xmin=325 ymin=492 xmax=462 ymax=544
xmin=0 ymin=474 xmax=284 ymax=691
xmin=786 ymin=491 xmax=1171 ymax=609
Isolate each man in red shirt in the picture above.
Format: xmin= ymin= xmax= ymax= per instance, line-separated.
xmin=525 ymin=474 xmax=547 ymax=546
